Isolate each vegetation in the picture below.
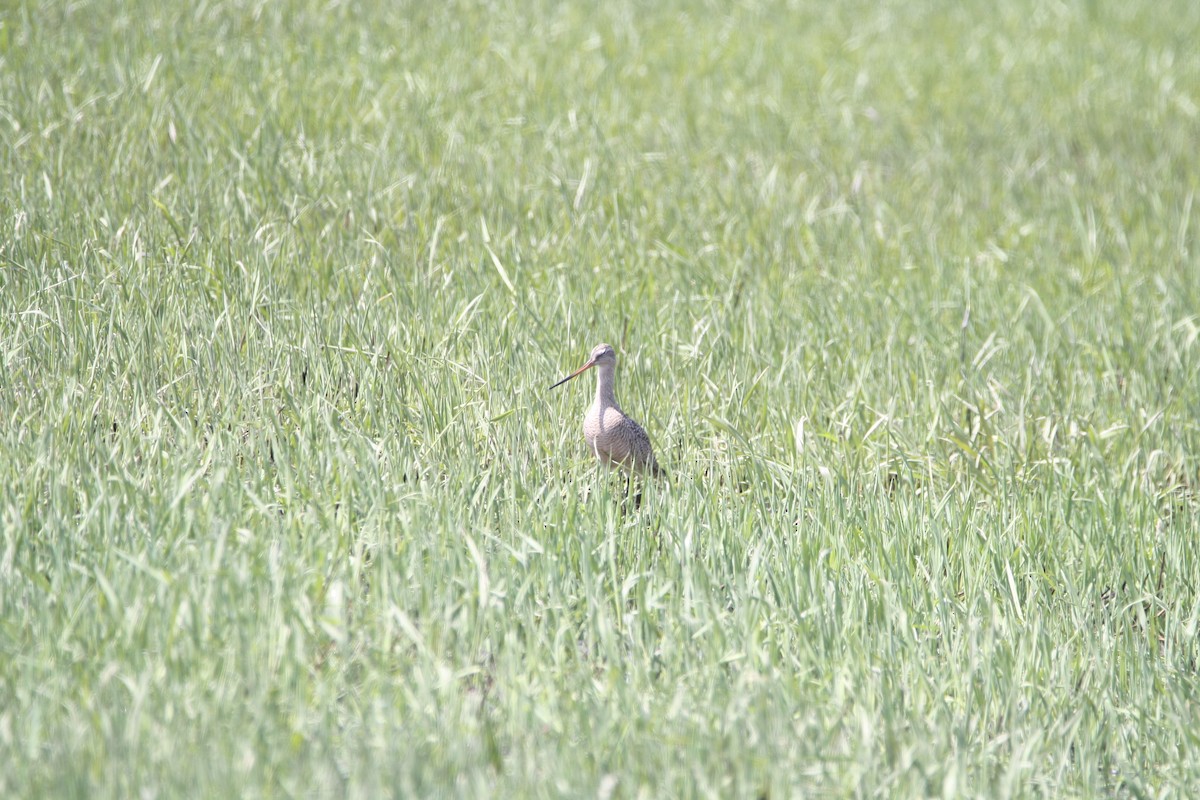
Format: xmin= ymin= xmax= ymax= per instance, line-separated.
xmin=2 ymin=0 xmax=1198 ymax=795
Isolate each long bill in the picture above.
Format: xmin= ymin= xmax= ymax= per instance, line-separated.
xmin=548 ymin=359 xmax=595 ymax=390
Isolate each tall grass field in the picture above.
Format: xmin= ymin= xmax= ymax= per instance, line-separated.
xmin=3 ymin=0 xmax=1199 ymax=796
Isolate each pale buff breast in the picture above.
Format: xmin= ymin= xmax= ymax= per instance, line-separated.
xmin=584 ymin=402 xmax=656 ymax=472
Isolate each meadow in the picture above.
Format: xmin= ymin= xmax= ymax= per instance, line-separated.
xmin=2 ymin=0 xmax=1199 ymax=796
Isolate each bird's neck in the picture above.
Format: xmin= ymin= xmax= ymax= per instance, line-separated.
xmin=593 ymin=364 xmax=617 ymax=408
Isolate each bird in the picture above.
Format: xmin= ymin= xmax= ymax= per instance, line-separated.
xmin=549 ymin=342 xmax=666 ymax=482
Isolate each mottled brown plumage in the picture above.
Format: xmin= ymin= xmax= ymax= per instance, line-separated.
xmin=550 ymin=343 xmax=664 ymax=479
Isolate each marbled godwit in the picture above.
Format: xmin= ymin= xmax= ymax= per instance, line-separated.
xmin=550 ymin=343 xmax=666 ymax=480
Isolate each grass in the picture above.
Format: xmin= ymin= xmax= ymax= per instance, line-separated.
xmin=2 ymin=0 xmax=1199 ymax=796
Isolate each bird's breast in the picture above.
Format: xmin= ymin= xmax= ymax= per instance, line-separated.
xmin=584 ymin=404 xmax=644 ymax=467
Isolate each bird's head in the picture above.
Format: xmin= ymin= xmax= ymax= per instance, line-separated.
xmin=549 ymin=342 xmax=616 ymax=390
